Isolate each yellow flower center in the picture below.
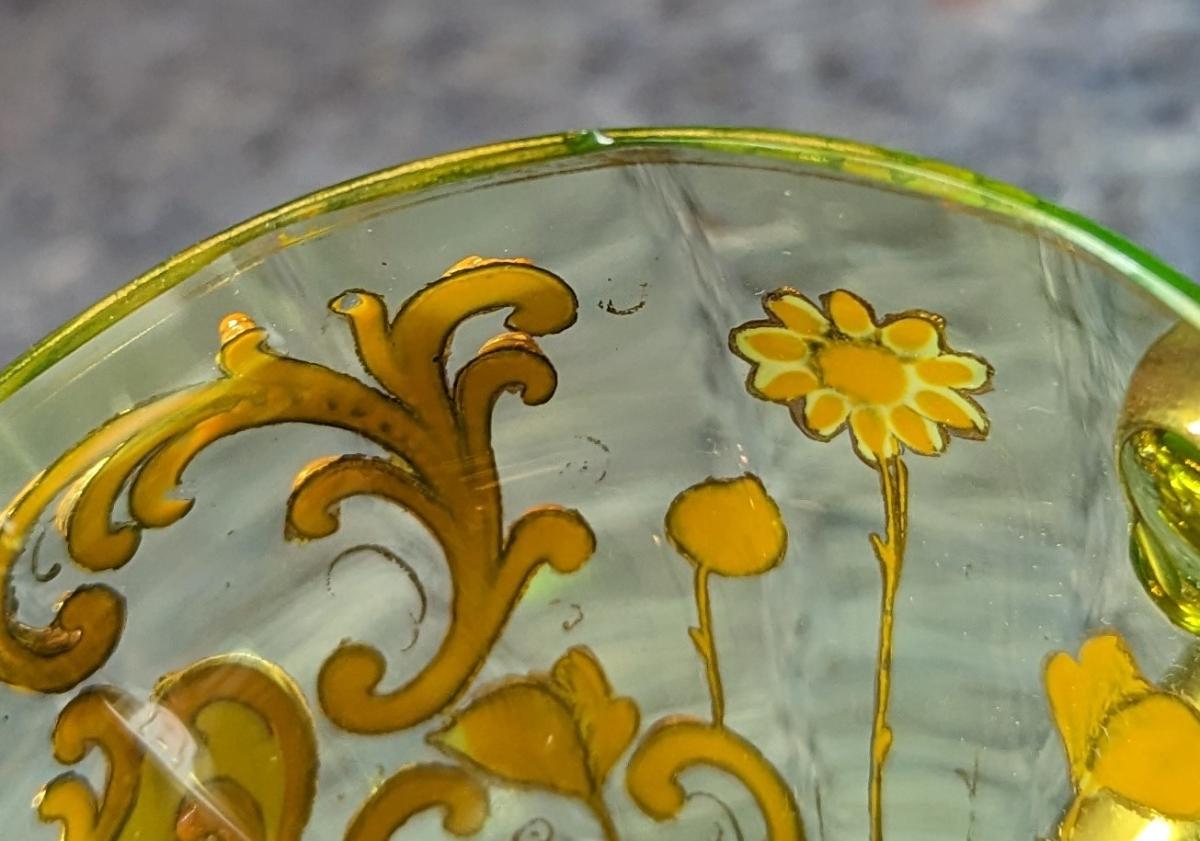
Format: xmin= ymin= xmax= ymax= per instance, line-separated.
xmin=818 ymin=343 xmax=907 ymax=406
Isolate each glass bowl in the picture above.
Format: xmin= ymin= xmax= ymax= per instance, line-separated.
xmin=1 ymin=128 xmax=1198 ymax=841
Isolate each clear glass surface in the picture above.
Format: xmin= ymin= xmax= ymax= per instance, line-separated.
xmin=0 ymin=135 xmax=1197 ymax=841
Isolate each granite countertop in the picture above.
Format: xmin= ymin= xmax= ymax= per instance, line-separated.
xmin=1 ymin=0 xmax=1198 ymax=364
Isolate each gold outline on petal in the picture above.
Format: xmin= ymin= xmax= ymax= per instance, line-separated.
xmin=729 ymin=285 xmax=995 ymax=467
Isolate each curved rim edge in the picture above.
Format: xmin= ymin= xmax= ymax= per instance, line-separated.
xmin=2 ymin=126 xmax=1197 ymax=402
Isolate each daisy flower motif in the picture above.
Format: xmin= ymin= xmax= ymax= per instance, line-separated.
xmin=729 ymin=285 xmax=996 ymax=841
xmin=730 ymin=288 xmax=993 ymax=464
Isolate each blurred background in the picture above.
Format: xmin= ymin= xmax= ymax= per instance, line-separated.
xmin=1 ymin=0 xmax=1198 ymax=364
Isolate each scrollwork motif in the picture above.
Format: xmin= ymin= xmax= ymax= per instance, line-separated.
xmin=348 ymin=475 xmax=803 ymax=841
xmin=10 ymin=265 xmax=980 ymax=841
xmin=1 ymin=258 xmax=595 ymax=743
xmin=343 ymin=764 xmax=488 ymax=841
xmin=37 ymin=653 xmax=317 ymax=841
xmin=626 ymin=718 xmax=799 ymax=840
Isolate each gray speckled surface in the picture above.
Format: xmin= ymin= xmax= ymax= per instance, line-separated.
xmin=2 ymin=0 xmax=1198 ymax=365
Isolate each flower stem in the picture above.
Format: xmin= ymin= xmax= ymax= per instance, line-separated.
xmin=868 ymin=456 xmax=909 ymax=841
xmin=1055 ymin=791 xmax=1085 ymax=840
xmin=690 ymin=564 xmax=725 ymax=727
xmin=588 ymin=793 xmax=621 ymax=841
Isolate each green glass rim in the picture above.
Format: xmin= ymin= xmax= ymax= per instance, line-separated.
xmin=2 ymin=126 xmax=1198 ymax=403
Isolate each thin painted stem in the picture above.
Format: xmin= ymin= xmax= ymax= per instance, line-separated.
xmin=868 ymin=456 xmax=909 ymax=841
xmin=690 ymin=564 xmax=725 ymax=726
xmin=1048 ymin=790 xmax=1088 ymax=841
xmin=588 ymin=793 xmax=621 ymax=841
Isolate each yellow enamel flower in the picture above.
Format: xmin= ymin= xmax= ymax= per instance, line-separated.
xmin=1046 ymin=633 xmax=1200 ymax=825
xmin=731 ymin=288 xmax=993 ymax=463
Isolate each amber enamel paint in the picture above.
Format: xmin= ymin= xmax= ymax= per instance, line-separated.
xmin=425 ymin=646 xmax=636 ymax=841
xmin=730 ymin=286 xmax=994 ymax=841
xmin=0 ymin=259 xmax=595 ymax=744
xmin=11 ymin=258 xmax=612 ymax=840
xmin=819 ymin=344 xmax=908 ymax=406
xmin=19 ymin=259 xmax=814 ymax=841
xmin=867 ymin=455 xmax=909 ymax=841
xmin=382 ymin=473 xmax=805 ymax=840
xmin=629 ymin=474 xmax=806 ymax=840
xmin=36 ymin=654 xmax=317 ymax=841
xmin=13 ymin=254 xmax=1010 ymax=840
xmin=626 ymin=718 xmax=805 ymax=841
xmin=1046 ymin=632 xmax=1200 ymax=839
xmin=665 ymin=474 xmax=787 ymax=725
xmin=343 ymin=765 xmax=489 ymax=841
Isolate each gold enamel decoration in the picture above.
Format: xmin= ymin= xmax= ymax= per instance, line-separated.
xmin=428 ymin=646 xmax=636 ymax=840
xmin=347 ymin=474 xmax=803 ymax=841
xmin=625 ymin=475 xmax=804 ymax=841
xmin=342 ymin=646 xmax=636 ymax=841
xmin=1116 ymin=323 xmax=1200 ymax=635
xmin=1038 ymin=323 xmax=1200 ymax=840
xmin=7 ymin=262 xmax=1011 ymax=839
xmin=0 ymin=257 xmax=595 ymax=741
xmin=37 ymin=654 xmax=317 ymax=841
xmin=1044 ymin=633 xmax=1200 ymax=840
xmin=343 ymin=765 xmax=488 ymax=841
xmin=731 ymin=288 xmax=993 ymax=841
